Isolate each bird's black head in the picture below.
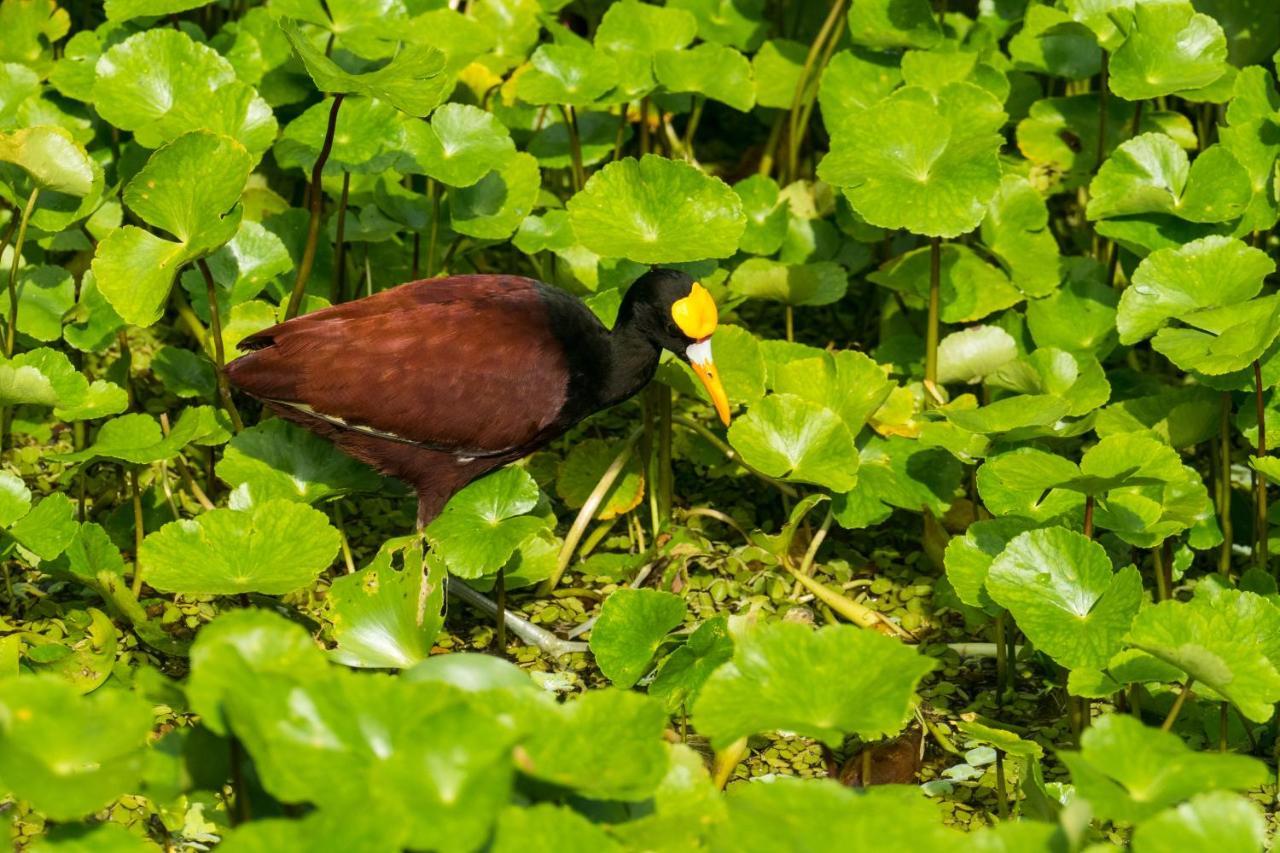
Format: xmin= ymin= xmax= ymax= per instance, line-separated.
xmin=618 ymin=268 xmax=729 ymax=425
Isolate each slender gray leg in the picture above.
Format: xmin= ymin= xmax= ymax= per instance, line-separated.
xmin=447 ymin=578 xmax=588 ymax=657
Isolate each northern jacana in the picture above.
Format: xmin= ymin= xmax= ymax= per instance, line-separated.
xmin=226 ymin=269 xmax=730 ymax=527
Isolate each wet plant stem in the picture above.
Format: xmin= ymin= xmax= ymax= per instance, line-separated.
xmin=285 ymin=92 xmax=344 ymax=320
xmin=130 ymin=466 xmax=145 ymax=596
xmin=994 ymin=611 xmax=1008 ymax=705
xmin=682 ymin=97 xmax=704 ymax=160
xmin=332 ymin=170 xmax=350 ymax=303
xmin=5 ymin=186 xmax=38 ymax=358
xmin=785 ymin=305 xmax=794 ymax=342
xmin=924 ymin=236 xmax=942 ymax=396
xmin=1083 ymin=494 xmax=1094 ymax=538
xmin=1161 ymin=678 xmax=1194 ymax=732
xmin=1095 ymin=51 xmax=1109 ymax=172
xmin=994 ymin=751 xmax=1010 ymax=819
xmin=1255 ymin=359 xmax=1268 ymax=573
xmin=1152 ymin=545 xmax=1170 ymax=601
xmin=333 ymin=501 xmax=355 ymax=574
xmin=198 ymin=259 xmax=243 ymax=432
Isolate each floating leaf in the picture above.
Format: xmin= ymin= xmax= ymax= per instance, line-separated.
xmin=140 ymin=499 xmax=340 ymax=595
xmin=216 ymin=418 xmax=385 ymax=505
xmin=693 ymin=622 xmax=935 ymax=748
xmin=728 ymin=394 xmax=858 ymax=492
xmin=1059 ymin=714 xmax=1266 ymax=824
xmin=328 ymin=538 xmax=443 ymax=669
xmin=425 ymin=466 xmax=548 ymax=579
xmin=567 ymin=155 xmax=745 ymax=263
xmin=819 ymin=83 xmax=1006 ymax=238
xmin=986 ymin=528 xmax=1143 ymax=670
xmin=589 ymin=588 xmax=686 ymax=688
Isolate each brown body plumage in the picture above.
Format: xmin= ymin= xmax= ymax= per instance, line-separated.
xmin=226 ymin=271 xmax=729 ymax=526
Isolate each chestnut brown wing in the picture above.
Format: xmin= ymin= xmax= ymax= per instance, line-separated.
xmin=226 ymin=276 xmax=572 ymax=457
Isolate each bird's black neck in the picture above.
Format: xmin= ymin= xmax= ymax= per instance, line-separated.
xmin=599 ymin=317 xmax=661 ymax=409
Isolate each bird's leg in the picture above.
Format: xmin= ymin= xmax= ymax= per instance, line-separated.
xmin=419 ymin=495 xmax=586 ymax=658
xmin=446 ymin=578 xmax=587 ymax=658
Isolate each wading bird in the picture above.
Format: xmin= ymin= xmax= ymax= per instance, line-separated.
xmin=226 ymin=269 xmax=730 ymax=651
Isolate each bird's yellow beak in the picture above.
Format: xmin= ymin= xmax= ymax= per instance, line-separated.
xmin=686 ymin=338 xmax=730 ymax=426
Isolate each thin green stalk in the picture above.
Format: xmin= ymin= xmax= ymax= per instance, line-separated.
xmin=1083 ymin=494 xmax=1095 ymax=538
xmin=995 ymin=611 xmax=1008 ymax=705
xmin=1220 ymin=392 xmax=1234 ymax=574
xmin=613 ymin=107 xmax=628 ymax=161
xmin=994 ymin=751 xmax=1010 ymax=819
xmin=924 ymin=236 xmax=942 ymax=395
xmin=1152 ymin=545 xmax=1170 ymax=601
xmin=333 ymin=501 xmax=355 ymax=574
xmin=784 ymin=0 xmax=848 ymax=182
xmin=331 ymin=170 xmax=350 ymax=303
xmin=682 ymin=96 xmax=704 ymax=161
xmin=1095 ymin=51 xmax=1110 ymax=172
xmin=285 ymin=92 xmax=344 ymax=319
xmin=559 ymin=105 xmax=585 ymax=191
xmin=639 ymin=97 xmax=651 ymax=156
xmin=426 ymin=179 xmax=441 ymax=278
xmin=494 ymin=567 xmax=507 ymax=653
xmin=198 ymin=259 xmax=243 ymax=432
xmin=1161 ymin=678 xmax=1194 ymax=732
xmin=542 ymin=429 xmax=642 ymax=594
xmin=657 ymin=384 xmax=673 ymax=527
xmin=1255 ymin=359 xmax=1269 ymax=573
xmin=130 ymin=466 xmax=145 ymax=596
xmin=5 ymin=186 xmax=39 ymax=357
xmin=671 ymin=415 xmax=798 ymax=497
xmin=784 ymin=305 xmax=794 ymax=342
xmin=757 ymin=112 xmax=785 ymax=178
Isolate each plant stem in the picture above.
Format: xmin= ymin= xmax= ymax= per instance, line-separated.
xmin=1095 ymin=51 xmax=1110 ymax=171
xmin=5 ymin=186 xmax=38 ymax=358
xmin=1083 ymin=494 xmax=1094 ymax=538
xmin=924 ymin=236 xmax=942 ymax=395
xmin=542 ymin=429 xmax=642 ymax=594
xmin=1255 ymin=359 xmax=1269 ymax=573
xmin=758 ymin=112 xmax=785 ymax=177
xmin=559 ymin=105 xmax=585 ymax=191
xmin=784 ymin=304 xmax=794 ymax=342
xmin=1220 ymin=391 xmax=1234 ymax=573
xmin=784 ymin=0 xmax=848 ymax=182
xmin=333 ymin=500 xmax=355 ymax=574
xmin=994 ymin=611 xmax=1008 ymax=705
xmin=682 ymin=97 xmax=704 ymax=161
xmin=285 ymin=92 xmax=344 ymax=320
xmin=1152 ymin=545 xmax=1170 ymax=601
xmin=331 ymin=170 xmax=350 ymax=303
xmin=671 ymin=416 xmax=798 ymax=497
xmin=426 ymin=179 xmax=441 ymax=278
xmin=994 ymin=751 xmax=1010 ymax=819
xmin=713 ymin=737 xmax=749 ymax=790
xmin=639 ymin=97 xmax=651 ymax=155
xmin=130 ymin=466 xmax=145 ymax=596
xmin=658 ymin=384 xmax=673 ymax=527
xmin=198 ymin=259 xmax=243 ymax=432
xmin=494 ymin=567 xmax=506 ymax=653
xmin=1161 ymin=678 xmax=1194 ymax=732
xmin=1129 ymin=99 xmax=1144 ymax=138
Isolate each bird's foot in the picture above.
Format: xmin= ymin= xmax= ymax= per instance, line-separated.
xmin=447 ymin=578 xmax=588 ymax=658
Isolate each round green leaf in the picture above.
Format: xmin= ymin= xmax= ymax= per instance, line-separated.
xmin=589 ymin=588 xmax=687 ymax=688
xmin=328 ymin=539 xmax=443 ymax=669
xmin=0 ymin=125 xmax=95 ymax=196
xmin=728 ymin=394 xmax=858 ymax=492
xmin=692 ymin=622 xmax=935 ymax=748
xmin=567 ymin=155 xmax=744 ymax=263
xmin=516 ymin=44 xmax=619 ymax=107
xmin=1131 ymin=792 xmax=1267 ymax=853
xmin=216 ymin=418 xmax=386 ymax=505
xmin=654 ymin=43 xmax=755 ymax=112
xmin=555 ymin=437 xmax=644 ymax=520
xmin=447 ymin=150 xmax=539 ymax=241
xmin=732 ymin=174 xmax=788 ymax=255
xmin=1109 ymin=1 xmax=1229 ymax=100
xmin=986 ymin=528 xmax=1143 ymax=670
xmin=414 ymin=102 xmax=515 ymax=188
xmin=1087 ymin=135 xmax=1252 ymax=224
xmin=0 ymin=676 xmax=152 ymax=821
xmin=819 ymin=83 xmax=1006 ymax=238
xmin=425 ymin=466 xmax=548 ymax=579
xmin=93 ymin=28 xmax=276 ymax=157
xmin=14 ymin=264 xmax=73 ymax=343
xmin=729 ymin=258 xmax=847 ymax=307
xmin=1059 ymin=713 xmax=1267 ymax=824
xmin=141 ymin=499 xmax=340 ymax=595
xmin=868 ymin=243 xmax=1022 ymax=323
xmin=847 ymin=0 xmax=942 ymax=49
